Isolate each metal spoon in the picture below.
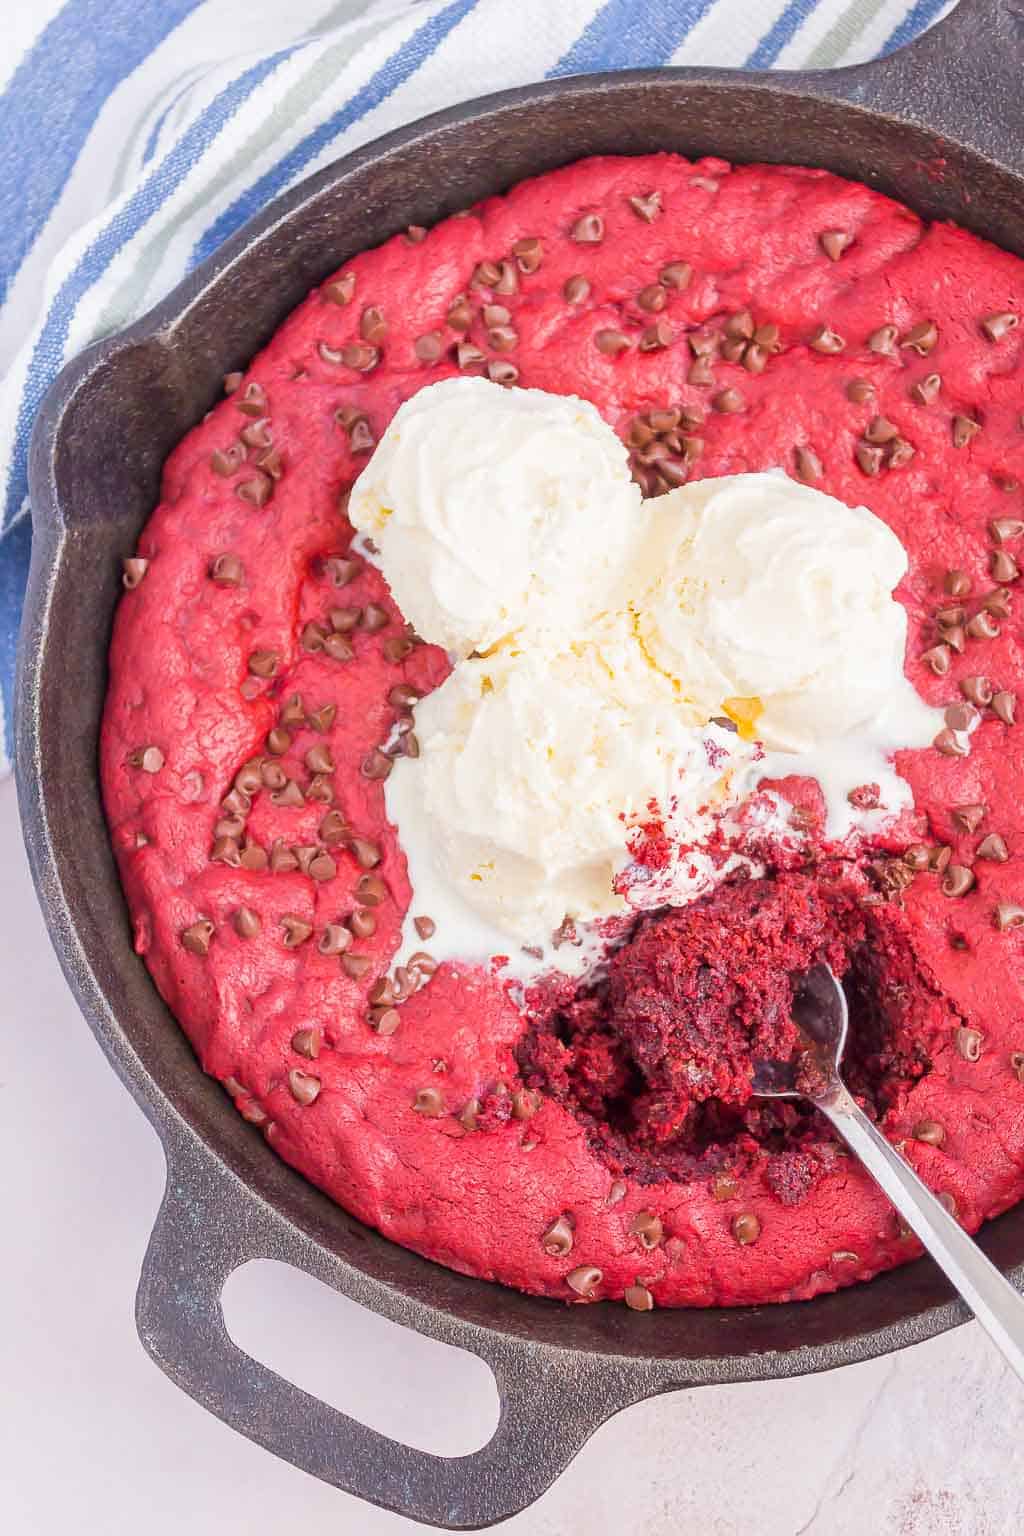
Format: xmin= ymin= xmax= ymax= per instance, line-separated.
xmin=754 ymin=963 xmax=1024 ymax=1378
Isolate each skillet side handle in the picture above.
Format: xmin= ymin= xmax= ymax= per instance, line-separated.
xmin=135 ymin=1148 xmax=647 ymax=1531
xmin=812 ymin=0 xmax=1024 ymax=174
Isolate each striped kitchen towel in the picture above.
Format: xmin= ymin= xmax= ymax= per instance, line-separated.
xmin=0 ymin=0 xmax=953 ymax=777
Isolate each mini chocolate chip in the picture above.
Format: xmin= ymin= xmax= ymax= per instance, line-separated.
xmin=992 ymin=549 xmax=1020 ymax=583
xmin=660 ymin=261 xmax=692 ymax=289
xmin=121 ymin=556 xmax=150 ymax=590
xmin=639 ymin=320 xmax=672 ymax=352
xmin=247 ymin=649 xmax=278 ymax=679
xmin=541 ymin=1216 xmax=574 ymax=1257
xmin=209 ymin=553 xmax=245 ymax=590
xmin=984 ymin=587 xmax=1013 ymax=619
xmin=349 ymin=837 xmax=381 ymax=870
xmin=240 ymin=417 xmax=272 ymax=451
xmin=819 ymin=228 xmax=853 ymax=261
xmin=271 ymin=779 xmax=304 ymax=809
xmin=982 ymin=311 xmax=1019 ymax=341
xmin=215 ymin=814 xmax=245 ymax=840
xmin=953 ymin=802 xmax=987 ymax=832
xmin=306 ymin=774 xmax=334 ymax=803
xmin=359 ymin=305 xmax=387 ymax=345
xmin=308 ymin=852 xmax=336 ymax=883
xmin=937 ymin=604 xmax=965 ymax=631
xmin=624 ymin=1281 xmax=655 ymax=1312
xmin=369 ymin=1007 xmax=400 ymax=1036
xmin=934 ymin=728 xmax=969 ymax=758
xmin=239 ymin=840 xmax=268 ymax=872
xmin=855 ymin=442 xmax=885 ymax=477
xmin=566 ymin=1265 xmax=602 ymax=1299
xmin=483 ymin=303 xmax=510 ymax=328
xmin=628 ymin=190 xmax=662 ymax=222
xmin=945 ymin=702 xmax=978 ymax=733
xmin=494 ymin=259 xmax=518 ymax=295
xmin=220 ymin=787 xmax=251 ymax=818
xmin=512 ymin=236 xmax=543 ymax=273
xmin=997 ymin=902 xmax=1024 ymax=931
xmin=637 ymin=283 xmax=667 ymax=313
xmin=303 ymin=745 xmax=333 ymax=776
xmin=235 ymin=381 xmax=267 ymax=417
xmin=930 ymin=845 xmax=953 ymax=874
xmin=890 ymin=436 xmax=917 ymax=469
xmin=268 ymin=839 xmax=299 ymax=874
xmin=846 ymin=377 xmax=875 ymax=402
xmin=955 ymin=1026 xmax=983 ymax=1062
xmin=264 ymin=727 xmax=290 ymax=758
xmin=912 ymin=372 xmax=942 ymax=406
xmin=595 ymin=329 xmax=631 ymax=356
xmin=921 ymin=644 xmax=951 ymax=676
xmin=130 ymin=745 xmax=165 ymax=773
xmin=354 ymin=874 xmax=387 ymax=907
xmin=688 ymin=356 xmax=714 ymax=386
xmin=809 ymin=324 xmax=845 ymax=354
xmin=952 ymin=414 xmax=980 ymax=448
xmin=223 ymin=372 xmax=243 ymax=395
xmin=630 ymin=1211 xmax=664 ymax=1250
xmin=287 ymin=1029 xmax=321 ymax=1063
xmin=902 ymin=844 xmax=932 ymax=870
xmin=902 ymin=320 xmax=938 ymax=354
xmin=409 ymin=917 xmax=436 ymax=945
xmin=867 ymin=324 xmax=898 ymax=355
xmin=288 ymin=1068 xmax=321 ymax=1106
xmin=324 ymin=556 xmax=359 ymax=588
xmin=301 ymin=622 xmax=327 ymax=652
xmin=966 ymin=609 xmax=1000 ymax=639
xmin=977 ymin=832 xmax=1009 ymax=862
xmin=732 ymin=1213 xmax=761 ymax=1245
xmin=360 ymin=603 xmax=387 ymax=632
xmin=413 ymin=1087 xmax=444 ymax=1117
xmin=563 ymin=274 xmax=590 ymax=304
xmin=724 ymin=309 xmax=755 ymax=341
xmin=349 ymin=419 xmax=375 ymax=453
xmin=571 ymin=212 xmax=604 ymax=243
xmin=487 ymin=324 xmax=518 ymax=353
xmin=233 ymin=907 xmax=261 ymax=940
xmin=942 ymin=864 xmax=975 ymax=897
xmin=234 ymin=759 xmax=263 ymax=797
xmin=324 ymin=273 xmax=355 ymax=305
xmin=945 ymin=569 xmax=970 ymax=597
xmin=281 ymin=915 xmax=313 ymax=949
xmin=742 ymin=343 xmax=768 ymax=375
xmin=340 ymin=343 xmax=379 ymax=372
xmin=793 ymin=446 xmax=823 ymax=483
xmin=990 ymin=517 xmax=1024 ymax=543
xmin=913 ymin=1118 xmax=945 ymax=1146
xmin=182 ymin=920 xmax=214 ymax=956
xmin=323 ymin=633 xmax=355 ymax=662
xmin=712 ymin=387 xmax=745 ymax=413
xmin=472 ymin=260 xmax=502 ymax=289
xmin=236 ymin=474 xmax=273 ymax=508
xmin=865 ymin=416 xmax=899 ymax=444
xmin=993 ymin=691 xmax=1017 ymax=725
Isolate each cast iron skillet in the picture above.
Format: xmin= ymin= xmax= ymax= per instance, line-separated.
xmin=16 ymin=0 xmax=1024 ymax=1526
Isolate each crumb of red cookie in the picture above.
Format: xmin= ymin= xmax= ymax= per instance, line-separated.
xmin=102 ymin=151 xmax=1024 ymax=1308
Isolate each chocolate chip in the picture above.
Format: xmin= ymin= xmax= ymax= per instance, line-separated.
xmin=787 ymin=445 xmax=821 ymax=484
xmin=341 ymin=952 xmax=372 ymax=980
xmin=912 ymin=372 xmax=942 ymax=405
xmin=891 ymin=437 xmax=918 ymax=469
xmin=942 ymin=864 xmax=975 ymax=897
xmin=270 ymin=779 xmax=304 ymax=808
xmin=731 ymin=1213 xmax=761 ymax=1245
xmin=819 ymin=228 xmax=853 ymax=261
xmin=369 ymin=1007 xmax=400 ymax=1036
xmin=494 ymin=259 xmax=518 ymax=296
xmin=565 ymin=1265 xmax=602 ymax=1299
xmin=487 ymin=324 xmax=518 ymax=352
xmin=512 ymin=236 xmax=543 ymax=273
xmin=323 ymin=633 xmax=355 ymax=662
xmin=960 ymin=676 xmax=993 ymax=709
xmin=360 ymin=748 xmax=392 ymax=782
xmin=867 ymin=324 xmax=898 ymax=355
xmin=809 ymin=324 xmax=845 ymax=354
xmin=236 ymin=473 xmax=273 ymax=508
xmin=293 ymin=845 xmax=318 ymax=876
xmin=307 ymin=852 xmax=335 ymax=883
xmin=472 ymin=259 xmax=502 ymax=289
xmin=630 ymin=1210 xmax=664 ymax=1250
xmin=354 ymin=873 xmax=387 ymax=907
xmin=865 ymin=416 xmax=899 ymax=445
xmin=659 ymin=261 xmax=692 ymax=290
xmin=413 ymin=1087 xmax=444 ymax=1117
xmin=688 ymin=356 xmax=714 ymax=386
xmin=211 ymin=836 xmax=241 ymax=867
xmin=990 ymin=516 xmax=1024 ymax=544
xmin=977 ymin=832 xmax=1009 ymax=862
xmin=639 ymin=320 xmax=672 ymax=352
xmin=120 ymin=555 xmax=151 ymax=593
xmin=944 ymin=569 xmax=970 ymax=598
xmin=902 ymin=320 xmax=938 ymax=354
xmin=236 ymin=381 xmax=267 ymax=416
xmin=349 ymin=837 xmax=381 ymax=870
xmin=997 ymin=901 xmax=1024 ymax=932
xmin=712 ymin=387 xmax=745 ymax=413
xmin=954 ymin=1026 xmax=983 ymax=1063
xmin=266 ymin=727 xmax=291 ymax=757
xmin=223 ymin=372 xmax=243 ymax=395
xmin=921 ymin=644 xmax=951 ymax=676
xmin=488 ymin=360 xmax=519 ymax=386
xmin=541 ymin=1216 xmax=574 ymax=1256
xmin=181 ymin=920 xmax=214 ymax=956
xmin=408 ymin=917 xmax=435 ymax=945
xmin=281 ymin=915 xmax=314 ymax=949
xmin=846 ymin=377 xmax=875 ymax=402
xmin=637 ymin=283 xmax=667 ymax=313
xmin=984 ymin=586 xmax=1013 ymax=618
xmin=953 ymin=802 xmax=987 ymax=832
xmin=247 ymin=649 xmax=278 ymax=679
xmin=992 ymin=549 xmax=1020 ymax=583
xmin=934 ymin=728 xmax=969 ymax=758
xmin=268 ymin=839 xmax=298 ymax=874
xmin=240 ymin=418 xmax=273 ymax=452
xmin=595 ymin=329 xmax=631 ymax=356
xmin=902 ymin=844 xmax=932 ymax=870
xmin=348 ymin=907 xmax=376 ymax=939
xmin=564 ymin=274 xmax=590 ymax=304
xmin=511 ymin=1088 xmax=539 ymax=1120
xmin=742 ymin=343 xmax=768 ymax=375
xmin=628 ymin=190 xmax=662 ymax=222
xmin=359 ymin=305 xmax=387 ymax=345
xmin=571 ymin=213 xmax=604 ymax=243
xmin=930 ymin=845 xmax=953 ymax=874
xmin=993 ymin=691 xmax=1017 ymax=725
xmin=358 ymin=603 xmax=386 ymax=633
xmin=324 ymin=273 xmax=355 ymax=306
xmin=982 ymin=311 xmax=1019 ymax=341
xmin=945 ymin=702 xmax=978 ymax=733
xmin=341 ymin=343 xmax=379 ymax=372
xmin=325 ymin=556 xmax=359 ymax=589
xmin=624 ymin=1283 xmax=654 ymax=1312
xmin=724 ymin=309 xmax=755 ymax=341
xmin=208 ymin=553 xmax=245 ymax=592
xmin=952 ymin=414 xmax=980 ymax=448
xmin=855 ymin=442 xmax=885 ymax=477
xmin=233 ymin=907 xmax=261 ymax=940
xmin=288 ymin=1068 xmax=321 ymax=1105
xmin=215 ymin=814 xmax=245 ymax=840
xmin=129 ymin=745 xmax=165 ymax=773
xmin=913 ymin=1118 xmax=945 ymax=1146
xmin=220 ymin=787 xmax=251 ymax=818
xmin=966 ymin=609 xmax=1000 ymax=639
xmin=233 ymin=759 xmax=263 ymax=797
xmin=300 ymin=745 xmax=332 ymax=778
xmin=239 ymin=840 xmax=268 ymax=872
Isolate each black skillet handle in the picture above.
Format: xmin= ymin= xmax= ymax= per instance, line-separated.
xmin=808 ymin=0 xmax=1024 ymax=174
xmin=136 ymin=1143 xmax=646 ymax=1530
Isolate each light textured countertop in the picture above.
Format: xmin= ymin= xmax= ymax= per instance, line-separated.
xmin=2 ymin=776 xmax=1020 ymax=1535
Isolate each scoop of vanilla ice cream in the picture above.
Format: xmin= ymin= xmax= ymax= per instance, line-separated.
xmin=635 ymin=472 xmax=919 ymax=753
xmin=385 ymin=615 xmax=749 ymax=946
xmin=348 ymin=377 xmax=643 ymax=657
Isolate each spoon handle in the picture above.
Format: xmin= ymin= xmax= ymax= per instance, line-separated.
xmin=819 ymin=1082 xmax=1024 ymax=1380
